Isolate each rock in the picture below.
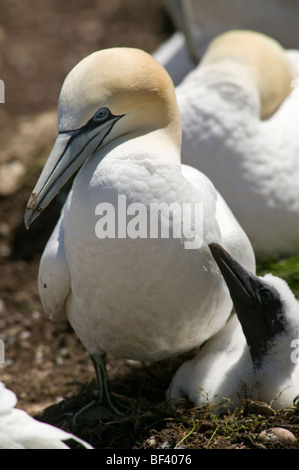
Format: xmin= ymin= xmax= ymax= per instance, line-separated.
xmin=145 ymin=437 xmax=156 ymax=447
xmin=242 ymin=399 xmax=276 ymax=416
xmin=258 ymin=427 xmax=296 ymax=447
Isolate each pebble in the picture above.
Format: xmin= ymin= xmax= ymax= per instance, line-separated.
xmin=31 ymin=310 xmax=41 ymax=320
xmin=20 ymin=330 xmax=31 ymax=340
xmin=242 ymin=399 xmax=276 ymax=416
xmin=258 ymin=427 xmax=296 ymax=447
xmin=145 ymin=437 xmax=156 ymax=447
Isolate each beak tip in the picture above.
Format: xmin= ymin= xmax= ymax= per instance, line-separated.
xmin=24 ymin=206 xmax=39 ymax=230
xmin=24 ymin=192 xmax=41 ymax=229
xmin=208 ymin=242 xmax=223 ymax=257
xmin=24 ymin=210 xmax=32 ymax=230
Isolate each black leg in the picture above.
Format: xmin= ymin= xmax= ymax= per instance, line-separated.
xmin=90 ymin=353 xmax=125 ymax=416
xmin=72 ymin=353 xmax=126 ymax=424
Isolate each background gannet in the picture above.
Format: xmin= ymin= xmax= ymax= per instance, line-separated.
xmin=0 ymin=381 xmax=93 ymax=449
xmin=174 ymin=29 xmax=299 ymax=259
xmin=168 ymin=243 xmax=299 ymax=412
xmin=24 ymin=47 xmax=255 ymax=416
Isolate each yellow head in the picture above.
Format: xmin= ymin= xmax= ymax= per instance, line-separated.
xmin=201 ymin=30 xmax=294 ymax=119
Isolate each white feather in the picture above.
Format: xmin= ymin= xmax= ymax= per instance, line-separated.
xmin=0 ymin=382 xmax=93 ymax=449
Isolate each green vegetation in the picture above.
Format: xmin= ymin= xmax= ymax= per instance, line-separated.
xmin=257 ymin=254 xmax=299 ymax=297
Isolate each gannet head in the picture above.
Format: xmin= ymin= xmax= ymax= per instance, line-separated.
xmin=209 ymin=243 xmax=299 ymax=367
xmin=24 ymin=47 xmax=180 ymax=228
xmin=200 ymin=30 xmax=294 ymax=119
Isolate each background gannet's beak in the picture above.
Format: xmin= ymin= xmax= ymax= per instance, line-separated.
xmin=24 ymin=115 xmax=122 ymax=229
xmin=209 ymin=242 xmax=284 ymax=366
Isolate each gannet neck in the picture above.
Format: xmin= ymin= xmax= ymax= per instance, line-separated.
xmin=200 ymin=30 xmax=294 ymax=119
xmin=58 ymin=47 xmax=181 ymax=149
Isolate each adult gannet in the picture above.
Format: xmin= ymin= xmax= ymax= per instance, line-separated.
xmin=24 ymin=47 xmax=255 ymax=416
xmin=174 ymin=29 xmax=299 ymax=259
xmin=168 ymin=243 xmax=299 ymax=412
xmin=0 ymin=382 xmax=93 ymax=449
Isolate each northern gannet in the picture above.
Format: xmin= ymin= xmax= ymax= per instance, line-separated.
xmin=168 ymin=243 xmax=299 ymax=412
xmin=24 ymin=47 xmax=255 ymax=416
xmin=174 ymin=29 xmax=299 ymax=259
xmin=0 ymin=382 xmax=93 ymax=449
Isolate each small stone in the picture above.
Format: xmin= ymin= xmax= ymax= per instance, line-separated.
xmin=31 ymin=310 xmax=41 ymax=320
xmin=258 ymin=427 xmax=296 ymax=447
xmin=20 ymin=330 xmax=31 ymax=340
xmin=145 ymin=437 xmax=156 ymax=447
xmin=242 ymin=398 xmax=276 ymax=416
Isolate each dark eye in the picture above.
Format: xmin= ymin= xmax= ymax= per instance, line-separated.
xmin=259 ymin=288 xmax=273 ymax=304
xmin=93 ymin=107 xmax=110 ymax=122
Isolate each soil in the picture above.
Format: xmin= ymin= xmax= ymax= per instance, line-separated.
xmin=1 ymin=0 xmax=299 ymax=451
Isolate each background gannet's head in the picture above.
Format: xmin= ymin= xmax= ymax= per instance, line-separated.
xmin=209 ymin=243 xmax=299 ymax=367
xmin=24 ymin=47 xmax=181 ymax=228
xmin=200 ymin=30 xmax=294 ymax=119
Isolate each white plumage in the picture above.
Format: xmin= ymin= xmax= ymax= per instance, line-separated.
xmin=24 ymin=48 xmax=255 ymax=414
xmin=0 ymin=382 xmax=93 ymax=449
xmin=168 ymin=244 xmax=299 ymax=412
xmin=173 ymin=30 xmax=299 ymax=259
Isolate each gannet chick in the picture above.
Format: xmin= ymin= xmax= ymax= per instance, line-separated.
xmin=176 ymin=29 xmax=299 ymax=259
xmin=168 ymin=243 xmax=299 ymax=412
xmin=0 ymin=382 xmax=93 ymax=449
xmin=24 ymin=47 xmax=255 ymax=417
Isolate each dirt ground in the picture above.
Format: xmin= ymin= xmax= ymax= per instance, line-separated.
xmin=1 ymin=0 xmax=299 ymax=451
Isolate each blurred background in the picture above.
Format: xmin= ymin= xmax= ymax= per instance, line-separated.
xmin=1 ymin=0 xmax=299 ymax=450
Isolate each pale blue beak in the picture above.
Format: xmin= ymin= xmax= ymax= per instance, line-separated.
xmin=24 ymin=115 xmax=122 ymax=229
